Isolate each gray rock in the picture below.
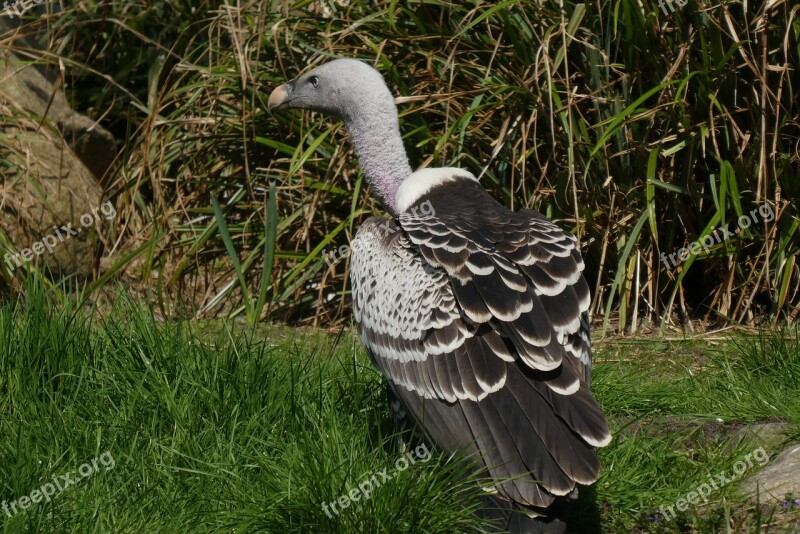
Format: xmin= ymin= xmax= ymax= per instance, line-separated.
xmin=739 ymin=444 xmax=800 ymax=501
xmin=0 ymin=20 xmax=117 ymax=180
xmin=0 ymin=19 xmax=115 ymax=279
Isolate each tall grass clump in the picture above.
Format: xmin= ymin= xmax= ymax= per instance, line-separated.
xmin=1 ymin=0 xmax=797 ymax=331
xmin=0 ymin=276 xmax=489 ymax=532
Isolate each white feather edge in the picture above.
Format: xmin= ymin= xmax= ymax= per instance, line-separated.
xmin=395 ymin=167 xmax=478 ymax=213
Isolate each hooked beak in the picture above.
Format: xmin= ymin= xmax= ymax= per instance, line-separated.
xmin=268 ymin=83 xmax=291 ymax=116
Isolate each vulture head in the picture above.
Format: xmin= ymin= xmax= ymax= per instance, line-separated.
xmin=268 ymin=58 xmax=394 ymax=121
xmin=268 ymin=59 xmax=413 ymax=214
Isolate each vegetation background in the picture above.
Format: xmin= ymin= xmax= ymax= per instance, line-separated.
xmin=2 ymin=0 xmax=797 ymax=333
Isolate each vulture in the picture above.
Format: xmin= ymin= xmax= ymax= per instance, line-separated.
xmin=268 ymin=59 xmax=611 ymax=533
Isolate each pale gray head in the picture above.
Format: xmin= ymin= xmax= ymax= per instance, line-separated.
xmin=268 ymin=59 xmax=412 ymax=214
xmin=268 ymin=59 xmax=392 ymax=121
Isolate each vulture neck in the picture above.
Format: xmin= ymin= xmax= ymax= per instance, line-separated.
xmin=343 ymin=96 xmax=412 ymax=216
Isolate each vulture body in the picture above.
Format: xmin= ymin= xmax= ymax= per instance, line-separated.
xmin=269 ymin=59 xmax=610 ymax=533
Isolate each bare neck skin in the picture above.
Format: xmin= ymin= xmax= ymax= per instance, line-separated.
xmin=341 ymin=93 xmax=412 ymax=216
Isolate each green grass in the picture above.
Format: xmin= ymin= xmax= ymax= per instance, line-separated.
xmin=1 ymin=281 xmax=799 ymax=532
xmin=0 ymin=281 xmax=486 ymax=533
xmin=593 ymin=336 xmax=800 ymax=531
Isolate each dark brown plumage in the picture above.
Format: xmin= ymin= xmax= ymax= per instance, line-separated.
xmin=350 ymin=175 xmax=610 ymax=517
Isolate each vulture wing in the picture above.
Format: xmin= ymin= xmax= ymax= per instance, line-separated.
xmin=350 ymin=171 xmax=610 ymax=509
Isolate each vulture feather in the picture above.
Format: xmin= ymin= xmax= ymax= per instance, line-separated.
xmin=269 ymin=58 xmax=611 ymax=533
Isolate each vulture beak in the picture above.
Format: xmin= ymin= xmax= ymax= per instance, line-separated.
xmin=267 ymin=83 xmax=291 ymax=116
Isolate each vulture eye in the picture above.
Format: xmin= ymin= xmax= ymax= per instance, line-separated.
xmin=309 ymin=75 xmax=319 ymax=88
